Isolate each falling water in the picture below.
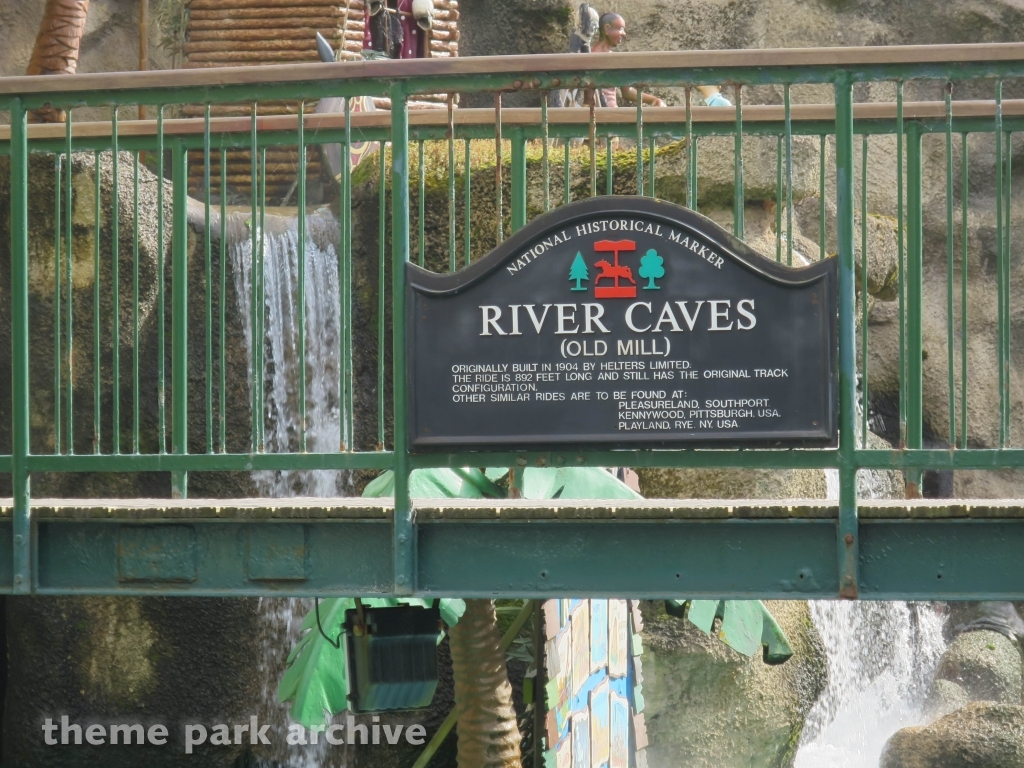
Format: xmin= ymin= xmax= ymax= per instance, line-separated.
xmin=793 ymin=468 xmax=946 ymax=767
xmin=230 ymin=210 xmax=351 ymax=768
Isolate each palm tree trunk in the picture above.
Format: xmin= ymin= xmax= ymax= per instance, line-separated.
xmin=448 ymin=599 xmax=523 ymax=768
xmin=27 ymin=0 xmax=92 ymax=122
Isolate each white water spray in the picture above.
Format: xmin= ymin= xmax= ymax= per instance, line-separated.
xmin=230 ymin=211 xmax=351 ymax=768
xmin=793 ymin=469 xmax=946 ymax=767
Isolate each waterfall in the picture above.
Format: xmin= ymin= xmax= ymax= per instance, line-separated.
xmin=793 ymin=468 xmax=946 ymax=767
xmin=230 ymin=210 xmax=351 ymax=768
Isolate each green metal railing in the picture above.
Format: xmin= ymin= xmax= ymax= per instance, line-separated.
xmin=2 ymin=44 xmax=1024 ymax=597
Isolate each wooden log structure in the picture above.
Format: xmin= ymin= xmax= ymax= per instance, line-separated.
xmin=183 ymin=0 xmax=460 ymax=200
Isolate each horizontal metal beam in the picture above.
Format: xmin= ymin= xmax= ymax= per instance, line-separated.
xmin=0 ymin=499 xmax=1019 ymax=599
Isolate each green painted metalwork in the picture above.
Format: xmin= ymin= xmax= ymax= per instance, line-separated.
xmin=2 ymin=47 xmax=1024 ymax=598
xmin=861 ymin=134 xmax=869 ymax=449
xmin=511 ymin=128 xmax=527 ymax=232
xmin=834 ymin=75 xmax=859 ymax=597
xmin=463 ymin=138 xmax=472 ymax=266
xmin=171 ymin=143 xmax=189 ymax=498
xmin=53 ymin=154 xmax=61 ymax=455
xmin=390 ymin=83 xmax=413 ymax=596
xmin=298 ymin=101 xmax=308 ymax=452
xmin=448 ymin=97 xmax=456 ymax=272
xmin=961 ymin=132 xmax=970 ymax=450
xmin=111 ymin=110 xmax=121 ymax=454
xmin=945 ymin=86 xmax=956 ymax=449
xmin=93 ymin=149 xmax=101 ymax=454
xmin=734 ymin=85 xmax=745 ymax=238
xmin=204 ymin=106 xmax=213 ymax=455
xmin=10 ymin=98 xmax=30 ymax=594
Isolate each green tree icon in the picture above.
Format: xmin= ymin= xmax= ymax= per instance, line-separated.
xmin=639 ymin=248 xmax=665 ymax=289
xmin=569 ymin=251 xmax=589 ymax=291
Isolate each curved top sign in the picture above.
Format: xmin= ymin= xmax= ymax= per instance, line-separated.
xmin=406 ymin=196 xmax=837 ymax=451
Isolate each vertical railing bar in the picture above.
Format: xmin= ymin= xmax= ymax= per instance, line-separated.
xmin=258 ymin=146 xmax=267 ymax=452
xmin=605 ymin=133 xmax=613 ymax=196
xmin=157 ymin=105 xmax=166 ymax=454
xmin=511 ymin=127 xmax=527 ymax=232
xmin=464 ymin=138 xmax=472 ymax=267
xmin=636 ymin=87 xmax=644 ymax=195
xmin=340 ymin=110 xmax=352 ymax=449
xmin=495 ymin=93 xmax=504 ymax=244
xmin=298 ymin=100 xmax=308 ymax=452
xmin=111 ymin=108 xmax=120 ymax=454
xmin=906 ymin=122 xmax=924 ymax=486
xmin=734 ymin=84 xmax=745 ymax=239
xmin=170 ymin=141 xmax=189 ymax=498
xmin=563 ymin=139 xmax=571 ymax=206
xmin=11 ymin=97 xmax=31 ymax=594
xmin=835 ymin=74 xmax=859 ymax=598
xmin=775 ymin=135 xmax=783 ymax=262
xmin=785 ymin=84 xmax=794 ymax=267
xmin=54 ymin=154 xmax=62 ymax=455
xmin=861 ymin=134 xmax=869 ymax=449
xmin=204 ymin=104 xmax=213 ymax=454
xmin=133 ymin=150 xmax=141 ymax=454
xmin=390 ymin=83 xmax=414 ymax=596
xmin=448 ymin=95 xmax=456 ymax=272
xmin=896 ymin=82 xmax=907 ymax=448
xmin=256 ymin=146 xmax=268 ymax=454
xmin=648 ymin=133 xmax=656 ymax=198
xmin=960 ymin=132 xmax=969 ymax=450
xmin=93 ymin=149 xmax=102 ymax=455
xmin=589 ymin=98 xmax=597 ymax=198
xmin=685 ymin=86 xmax=695 ymax=210
xmin=819 ymin=134 xmax=826 ymax=260
xmin=418 ymin=139 xmax=425 ymax=268
xmin=343 ymin=97 xmax=354 ymax=450
xmin=65 ymin=109 xmax=75 ymax=453
xmin=219 ymin=147 xmax=227 ymax=453
xmin=995 ymin=80 xmax=1006 ymax=448
xmin=378 ymin=140 xmax=387 ymax=450
xmin=249 ymin=103 xmax=258 ymax=453
xmin=945 ymin=84 xmax=956 ymax=449
xmin=1003 ymin=129 xmax=1012 ymax=445
xmin=542 ymin=95 xmax=550 ymax=212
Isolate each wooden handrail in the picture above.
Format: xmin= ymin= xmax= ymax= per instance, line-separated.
xmin=0 ymin=42 xmax=1022 ymax=96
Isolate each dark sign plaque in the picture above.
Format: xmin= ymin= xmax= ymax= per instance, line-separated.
xmin=406 ymin=197 xmax=837 ymax=450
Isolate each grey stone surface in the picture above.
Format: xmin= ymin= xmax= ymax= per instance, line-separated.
xmin=881 ymin=703 xmax=1024 ymax=768
xmin=640 ymin=600 xmax=826 ymax=768
xmin=933 ymin=630 xmax=1022 ymax=705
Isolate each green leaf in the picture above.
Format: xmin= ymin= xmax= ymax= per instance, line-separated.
xmin=666 ymin=599 xmax=794 ymax=664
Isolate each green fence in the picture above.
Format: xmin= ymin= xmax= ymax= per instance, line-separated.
xmin=1 ymin=44 xmax=1024 ymax=598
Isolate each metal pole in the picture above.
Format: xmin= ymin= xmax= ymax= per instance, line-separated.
xmin=511 ymin=127 xmax=527 ymax=233
xmin=11 ymin=98 xmax=32 ymax=594
xmin=906 ymin=123 xmax=924 ymax=495
xmin=171 ymin=143 xmax=189 ymax=498
xmin=834 ymin=75 xmax=858 ymax=599
xmin=391 ymin=83 xmax=414 ymax=596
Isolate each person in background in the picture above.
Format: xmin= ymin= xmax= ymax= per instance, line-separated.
xmin=589 ymin=13 xmax=666 ymax=108
xmin=587 ymin=11 xmax=732 ymax=109
xmin=697 ymin=85 xmax=732 ymax=106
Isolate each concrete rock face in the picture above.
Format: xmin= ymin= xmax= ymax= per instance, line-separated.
xmin=932 ymin=630 xmax=1023 ymax=706
xmin=640 ymin=600 xmax=826 ymax=768
xmin=3 ymin=597 xmax=262 ymax=768
xmin=881 ymin=702 xmax=1024 ymax=768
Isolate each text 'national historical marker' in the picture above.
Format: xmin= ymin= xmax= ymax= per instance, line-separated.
xmin=406 ymin=197 xmax=837 ymax=450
